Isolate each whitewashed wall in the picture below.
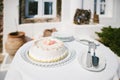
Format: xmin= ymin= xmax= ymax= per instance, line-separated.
xmin=3 ymin=0 xmax=120 ymax=53
xmin=99 ymin=0 xmax=120 ymax=27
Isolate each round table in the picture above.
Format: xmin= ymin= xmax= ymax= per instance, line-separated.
xmin=5 ymin=37 xmax=119 ymax=80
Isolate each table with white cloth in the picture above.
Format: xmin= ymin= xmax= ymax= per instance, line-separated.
xmin=5 ymin=37 xmax=120 ymax=80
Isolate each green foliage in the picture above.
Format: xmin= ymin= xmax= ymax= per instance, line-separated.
xmin=0 ymin=0 xmax=3 ymax=15
xmin=96 ymin=26 xmax=120 ymax=56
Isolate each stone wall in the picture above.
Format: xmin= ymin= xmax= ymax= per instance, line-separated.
xmin=0 ymin=15 xmax=3 ymax=35
xmin=0 ymin=15 xmax=3 ymax=53
xmin=0 ymin=0 xmax=3 ymax=53
xmin=0 ymin=0 xmax=3 ymax=35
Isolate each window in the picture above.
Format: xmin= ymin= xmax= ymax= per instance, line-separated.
xmin=100 ymin=0 xmax=106 ymax=15
xmin=25 ymin=0 xmax=56 ymax=18
xmin=19 ymin=0 xmax=61 ymax=24
xmin=96 ymin=0 xmax=113 ymax=17
xmin=42 ymin=0 xmax=56 ymax=17
xmin=44 ymin=2 xmax=53 ymax=15
xmin=28 ymin=1 xmax=38 ymax=16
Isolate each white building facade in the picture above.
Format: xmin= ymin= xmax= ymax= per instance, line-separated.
xmin=3 ymin=0 xmax=120 ymax=52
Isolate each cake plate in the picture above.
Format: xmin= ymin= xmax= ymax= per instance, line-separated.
xmin=20 ymin=41 xmax=76 ymax=68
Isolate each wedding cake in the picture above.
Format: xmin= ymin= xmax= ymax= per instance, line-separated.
xmin=28 ymin=37 xmax=68 ymax=63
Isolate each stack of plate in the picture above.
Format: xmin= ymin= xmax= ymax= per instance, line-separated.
xmin=52 ymin=32 xmax=74 ymax=42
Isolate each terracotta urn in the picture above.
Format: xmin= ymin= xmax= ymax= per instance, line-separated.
xmin=5 ymin=31 xmax=26 ymax=58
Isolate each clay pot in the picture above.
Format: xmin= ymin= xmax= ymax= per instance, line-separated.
xmin=5 ymin=31 xmax=26 ymax=58
xmin=93 ymin=12 xmax=99 ymax=23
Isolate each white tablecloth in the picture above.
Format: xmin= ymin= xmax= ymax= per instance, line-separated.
xmin=5 ymin=37 xmax=120 ymax=80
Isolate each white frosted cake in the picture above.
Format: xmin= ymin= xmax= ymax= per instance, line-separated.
xmin=28 ymin=37 xmax=68 ymax=63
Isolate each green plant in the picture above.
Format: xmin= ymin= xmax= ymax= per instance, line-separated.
xmin=96 ymin=26 xmax=120 ymax=56
xmin=0 ymin=0 xmax=3 ymax=15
